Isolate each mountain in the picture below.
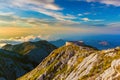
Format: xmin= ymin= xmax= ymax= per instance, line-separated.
xmin=2 ymin=40 xmax=57 ymax=66
xmin=50 ymin=39 xmax=66 ymax=47
xmin=17 ymin=42 xmax=120 ymax=80
xmin=50 ymin=39 xmax=120 ymax=50
xmin=83 ymin=40 xmax=120 ymax=50
xmin=0 ymin=49 xmax=34 ymax=80
xmin=0 ymin=40 xmax=57 ymax=80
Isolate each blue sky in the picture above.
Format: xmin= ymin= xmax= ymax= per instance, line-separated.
xmin=0 ymin=0 xmax=120 ymax=41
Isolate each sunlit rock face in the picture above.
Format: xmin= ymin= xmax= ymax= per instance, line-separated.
xmin=66 ymin=53 xmax=98 ymax=80
xmin=66 ymin=41 xmax=84 ymax=46
xmin=18 ymin=44 xmax=120 ymax=80
xmin=96 ymin=59 xmax=120 ymax=80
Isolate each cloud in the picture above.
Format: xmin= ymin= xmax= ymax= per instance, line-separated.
xmin=81 ymin=18 xmax=89 ymax=21
xmin=0 ymin=26 xmax=97 ymax=47
xmin=0 ymin=34 xmax=60 ymax=48
xmin=0 ymin=12 xmax=14 ymax=16
xmin=81 ymin=17 xmax=104 ymax=22
xmin=0 ymin=12 xmax=79 ymax=28
xmin=83 ymin=12 xmax=91 ymax=15
xmin=0 ymin=12 xmax=50 ymax=27
xmin=86 ymin=0 xmax=120 ymax=7
xmin=106 ymin=22 xmax=120 ymax=28
xmin=0 ymin=35 xmax=48 ymax=47
xmin=0 ymin=0 xmax=62 ymax=10
xmin=77 ymin=12 xmax=91 ymax=17
xmin=0 ymin=0 xmax=77 ymax=22
xmin=78 ymin=14 xmax=83 ymax=16
xmin=32 ymin=7 xmax=77 ymax=21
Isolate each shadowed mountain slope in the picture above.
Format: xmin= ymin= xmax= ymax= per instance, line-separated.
xmin=2 ymin=40 xmax=57 ymax=66
xmin=0 ymin=49 xmax=34 ymax=80
xmin=0 ymin=40 xmax=57 ymax=80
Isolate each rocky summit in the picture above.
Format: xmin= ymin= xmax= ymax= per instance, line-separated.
xmin=17 ymin=43 xmax=120 ymax=80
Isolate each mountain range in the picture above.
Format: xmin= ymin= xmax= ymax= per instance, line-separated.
xmin=0 ymin=40 xmax=120 ymax=80
xmin=17 ymin=42 xmax=120 ymax=80
xmin=50 ymin=39 xmax=120 ymax=50
xmin=0 ymin=40 xmax=56 ymax=80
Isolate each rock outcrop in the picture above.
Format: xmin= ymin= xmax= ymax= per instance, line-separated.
xmin=96 ymin=59 xmax=120 ymax=80
xmin=65 ymin=41 xmax=84 ymax=46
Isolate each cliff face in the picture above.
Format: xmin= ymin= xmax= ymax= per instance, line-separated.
xmin=18 ymin=44 xmax=120 ymax=80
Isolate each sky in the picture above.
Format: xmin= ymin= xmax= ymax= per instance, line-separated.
xmin=0 ymin=0 xmax=120 ymax=43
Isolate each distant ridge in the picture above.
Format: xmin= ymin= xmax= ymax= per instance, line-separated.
xmin=2 ymin=40 xmax=57 ymax=66
xmin=50 ymin=39 xmax=66 ymax=47
xmin=0 ymin=40 xmax=57 ymax=80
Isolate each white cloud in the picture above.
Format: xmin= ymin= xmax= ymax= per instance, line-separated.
xmin=0 ymin=0 xmax=77 ymax=22
xmin=77 ymin=12 xmax=90 ymax=17
xmin=78 ymin=14 xmax=83 ymax=16
xmin=0 ymin=12 xmax=78 ymax=27
xmin=0 ymin=35 xmax=56 ymax=47
xmin=28 ymin=0 xmax=62 ymax=10
xmin=86 ymin=0 xmax=120 ymax=7
xmin=32 ymin=7 xmax=77 ymax=21
xmin=0 ymin=12 xmax=14 ymax=16
xmin=81 ymin=17 xmax=104 ymax=22
xmin=1 ymin=0 xmax=62 ymax=10
xmin=81 ymin=18 xmax=90 ymax=21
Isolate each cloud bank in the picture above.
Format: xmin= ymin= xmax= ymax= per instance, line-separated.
xmin=86 ymin=0 xmax=120 ymax=6
xmin=0 ymin=35 xmax=56 ymax=48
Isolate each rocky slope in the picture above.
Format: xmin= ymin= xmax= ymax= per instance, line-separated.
xmin=0 ymin=49 xmax=34 ymax=80
xmin=2 ymin=40 xmax=57 ymax=66
xmin=0 ymin=40 xmax=57 ymax=80
xmin=17 ymin=43 xmax=120 ymax=80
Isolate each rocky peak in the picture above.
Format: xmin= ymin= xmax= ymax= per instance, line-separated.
xmin=17 ymin=44 xmax=120 ymax=80
xmin=65 ymin=41 xmax=84 ymax=46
